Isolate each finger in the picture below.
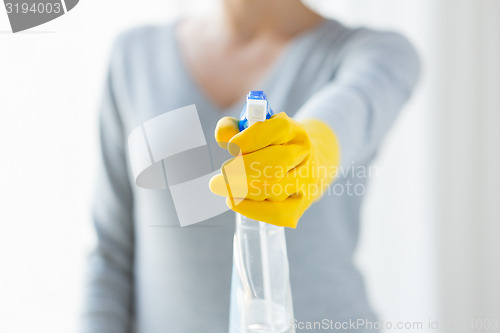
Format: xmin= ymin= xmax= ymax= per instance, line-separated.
xmin=214 ymin=117 xmax=240 ymax=149
xmin=227 ymin=112 xmax=308 ymax=156
xmin=209 ymin=173 xmax=229 ymax=196
xmin=211 ymin=143 xmax=308 ymax=198
xmin=248 ymin=180 xmax=296 ymax=202
xmin=209 ymin=173 xmax=249 ymax=198
xmin=211 ymin=172 xmax=298 ymax=202
xmin=242 ymin=144 xmax=309 ymax=182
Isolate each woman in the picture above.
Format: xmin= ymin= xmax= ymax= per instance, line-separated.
xmin=82 ymin=0 xmax=420 ymax=332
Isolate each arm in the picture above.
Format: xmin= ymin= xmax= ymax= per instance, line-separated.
xmin=80 ymin=36 xmax=135 ymax=333
xmin=295 ymin=29 xmax=421 ymax=168
xmin=209 ymin=30 xmax=421 ymax=227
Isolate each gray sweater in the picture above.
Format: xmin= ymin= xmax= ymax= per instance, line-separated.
xmin=82 ymin=19 xmax=420 ymax=333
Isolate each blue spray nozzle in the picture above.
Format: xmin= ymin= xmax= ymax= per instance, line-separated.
xmin=247 ymin=90 xmax=267 ymax=100
xmin=239 ymin=90 xmax=274 ymax=131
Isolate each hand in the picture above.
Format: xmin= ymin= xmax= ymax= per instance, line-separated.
xmin=209 ymin=112 xmax=340 ymax=228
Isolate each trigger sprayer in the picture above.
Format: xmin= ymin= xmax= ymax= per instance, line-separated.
xmin=229 ymin=91 xmax=295 ymax=333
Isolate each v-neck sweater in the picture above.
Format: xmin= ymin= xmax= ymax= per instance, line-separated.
xmin=82 ymin=18 xmax=420 ymax=333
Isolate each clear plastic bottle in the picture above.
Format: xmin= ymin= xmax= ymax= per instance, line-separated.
xmin=228 ymin=91 xmax=295 ymax=333
xmin=229 ymin=215 xmax=295 ymax=333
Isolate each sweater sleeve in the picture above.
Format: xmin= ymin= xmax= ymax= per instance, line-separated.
xmin=80 ymin=35 xmax=135 ymax=333
xmin=294 ymin=29 xmax=421 ymax=168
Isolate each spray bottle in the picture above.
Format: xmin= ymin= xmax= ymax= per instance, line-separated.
xmin=229 ymin=91 xmax=295 ymax=333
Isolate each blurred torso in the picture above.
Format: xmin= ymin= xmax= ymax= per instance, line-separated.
xmin=176 ymin=11 xmax=324 ymax=109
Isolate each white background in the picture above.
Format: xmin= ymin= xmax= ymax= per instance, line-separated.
xmin=1 ymin=1 xmax=499 ymax=332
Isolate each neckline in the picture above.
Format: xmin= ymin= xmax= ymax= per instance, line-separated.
xmin=169 ymin=18 xmax=330 ymax=114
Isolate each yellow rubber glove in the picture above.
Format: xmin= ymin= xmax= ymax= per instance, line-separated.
xmin=209 ymin=112 xmax=341 ymax=228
